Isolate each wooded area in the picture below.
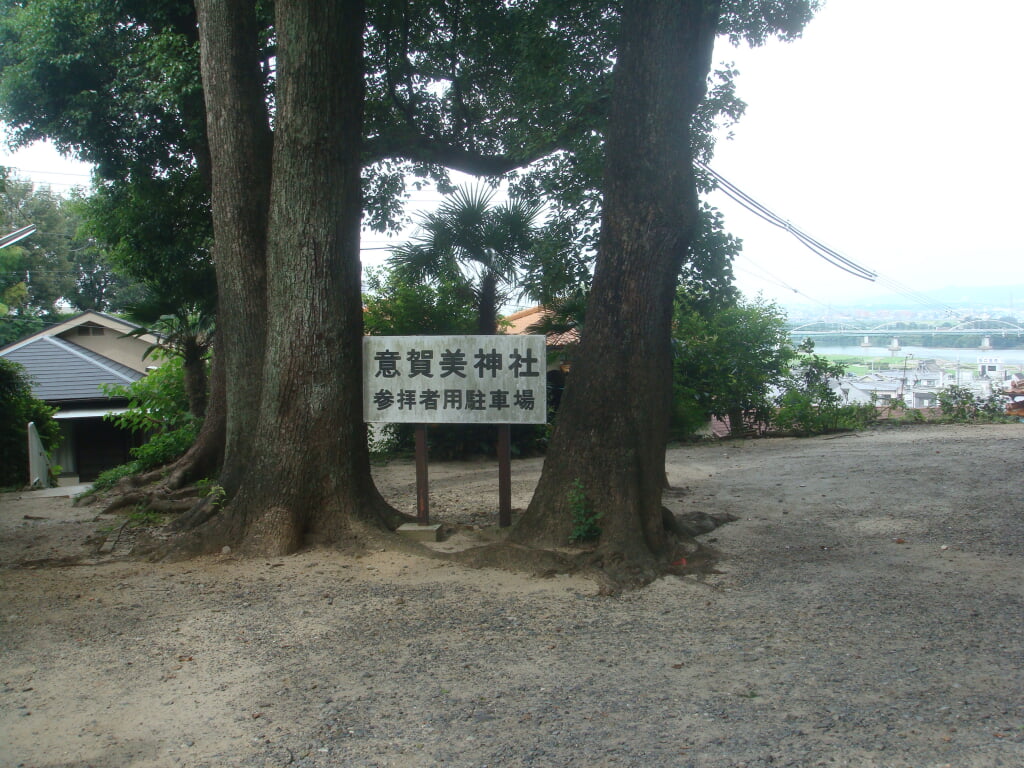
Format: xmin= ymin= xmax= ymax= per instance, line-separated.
xmin=0 ymin=0 xmax=819 ymax=586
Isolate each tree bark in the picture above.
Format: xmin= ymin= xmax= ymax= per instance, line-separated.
xmin=727 ymin=407 xmax=746 ymax=438
xmin=181 ymin=338 xmax=208 ymax=420
xmin=477 ymin=271 xmax=499 ymax=335
xmin=173 ymin=0 xmax=407 ymax=557
xmin=194 ymin=0 xmax=273 ymax=498
xmin=512 ymin=0 xmax=721 ymax=585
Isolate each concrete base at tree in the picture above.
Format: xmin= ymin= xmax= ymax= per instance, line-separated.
xmin=396 ymin=523 xmax=442 ymax=542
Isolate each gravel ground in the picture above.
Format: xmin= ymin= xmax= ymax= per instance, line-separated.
xmin=1 ymin=422 xmax=1022 ymax=767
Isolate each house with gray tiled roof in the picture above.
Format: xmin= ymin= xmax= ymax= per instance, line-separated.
xmin=0 ymin=311 xmax=162 ymax=481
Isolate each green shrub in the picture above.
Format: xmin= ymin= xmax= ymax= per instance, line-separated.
xmin=671 ymin=294 xmax=795 ymax=439
xmin=131 ymin=422 xmax=199 ymax=467
xmin=938 ymin=385 xmax=975 ymax=421
xmin=775 ymin=392 xmax=876 ymax=435
xmin=567 ymin=479 xmax=602 ymax=543
xmin=938 ymin=385 xmax=1010 ymax=423
xmin=101 ymin=356 xmax=192 ymax=433
xmin=841 ymin=402 xmax=878 ymax=430
xmin=773 ymin=389 xmax=818 ymax=435
xmin=670 ymin=384 xmax=712 ymax=440
xmin=0 ymin=358 xmax=61 ymax=488
xmin=897 ymin=407 xmax=926 ymax=424
xmin=91 ymin=356 xmax=199 ymax=488
xmin=93 ymin=462 xmax=141 ymax=491
xmin=772 ymin=343 xmax=876 ymax=436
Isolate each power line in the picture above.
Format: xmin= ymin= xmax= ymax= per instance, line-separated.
xmin=698 ymin=161 xmax=877 ymax=282
xmin=732 ymin=258 xmax=832 ymax=309
xmin=1 ymin=165 xmax=92 ymax=179
xmin=700 ymin=161 xmax=964 ymax=319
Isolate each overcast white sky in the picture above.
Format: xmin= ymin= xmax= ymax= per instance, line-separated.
xmin=0 ymin=136 xmax=91 ymax=193
xmin=707 ymin=0 xmax=1024 ymax=311
xmin=4 ymin=0 xmax=1022 ymax=314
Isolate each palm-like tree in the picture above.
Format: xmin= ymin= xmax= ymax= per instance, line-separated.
xmin=389 ymin=185 xmax=544 ymax=334
xmin=124 ymin=295 xmax=215 ymax=420
xmin=524 ymin=287 xmax=588 ymax=342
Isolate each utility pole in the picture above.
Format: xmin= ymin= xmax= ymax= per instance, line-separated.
xmin=900 ymin=353 xmax=914 ymax=403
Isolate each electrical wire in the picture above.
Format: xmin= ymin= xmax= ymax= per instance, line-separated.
xmin=732 ymin=259 xmax=832 ymax=309
xmin=699 ymin=161 xmax=965 ymax=319
xmin=698 ymin=161 xmax=877 ymax=281
xmin=1 ymin=159 xmax=974 ymax=322
xmin=2 ymin=166 xmax=91 ymax=179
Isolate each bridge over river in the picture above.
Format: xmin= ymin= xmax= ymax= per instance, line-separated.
xmin=789 ymin=319 xmax=1024 ymax=345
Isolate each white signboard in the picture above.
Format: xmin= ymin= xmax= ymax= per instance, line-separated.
xmin=363 ymin=335 xmax=547 ymax=424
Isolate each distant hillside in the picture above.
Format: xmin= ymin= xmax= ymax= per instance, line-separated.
xmin=900 ymin=284 xmax=1023 ymax=309
xmin=784 ymin=284 xmax=1023 ymax=315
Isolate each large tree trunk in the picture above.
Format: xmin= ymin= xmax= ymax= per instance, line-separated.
xmin=512 ymin=0 xmax=720 ymax=585
xmin=194 ymin=0 xmax=273 ymax=497
xmin=170 ymin=0 xmax=406 ymax=557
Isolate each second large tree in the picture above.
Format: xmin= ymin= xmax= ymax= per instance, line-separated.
xmin=512 ymin=0 xmax=722 ymax=583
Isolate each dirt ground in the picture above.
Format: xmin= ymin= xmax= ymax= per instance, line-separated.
xmin=1 ymin=423 xmax=1022 ymax=768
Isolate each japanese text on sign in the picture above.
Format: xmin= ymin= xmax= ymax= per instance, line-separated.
xmin=362 ymin=335 xmax=547 ymax=424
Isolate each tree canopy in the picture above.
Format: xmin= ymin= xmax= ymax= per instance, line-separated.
xmin=389 ymin=184 xmax=544 ymax=334
xmin=673 ymin=293 xmax=795 ymax=437
xmin=0 ymin=0 xmax=814 ymax=274
xmin=1 ymin=177 xmax=143 ymax=344
xmin=0 ymin=0 xmax=821 ymax=580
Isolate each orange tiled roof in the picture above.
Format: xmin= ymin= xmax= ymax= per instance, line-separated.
xmin=503 ymin=306 xmax=579 ymax=347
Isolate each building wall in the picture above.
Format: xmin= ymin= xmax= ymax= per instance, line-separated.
xmin=56 ymin=324 xmax=155 ymax=373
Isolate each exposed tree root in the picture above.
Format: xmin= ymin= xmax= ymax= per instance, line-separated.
xmin=167 ymin=485 xmax=202 ymax=501
xmin=663 ymin=507 xmax=738 ymax=538
xmin=442 ymin=536 xmax=722 ymax=595
xmin=371 ymin=500 xmax=418 ymax=532
xmin=76 ymin=470 xmax=205 ymax=516
xmin=144 ymin=489 xmax=417 ymax=561
xmin=97 ymin=491 xmax=150 ymax=514
xmin=166 ymin=495 xmax=220 ymax=532
xmin=77 ymin=470 xmax=732 ymax=595
xmin=444 ymin=510 xmax=733 ymax=594
xmin=100 ymin=492 xmax=198 ymax=515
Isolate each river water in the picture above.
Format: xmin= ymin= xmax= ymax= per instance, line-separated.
xmin=813 ymin=345 xmax=1024 ymax=368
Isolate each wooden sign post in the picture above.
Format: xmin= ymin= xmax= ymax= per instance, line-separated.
xmin=363 ymin=335 xmax=547 ymax=532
